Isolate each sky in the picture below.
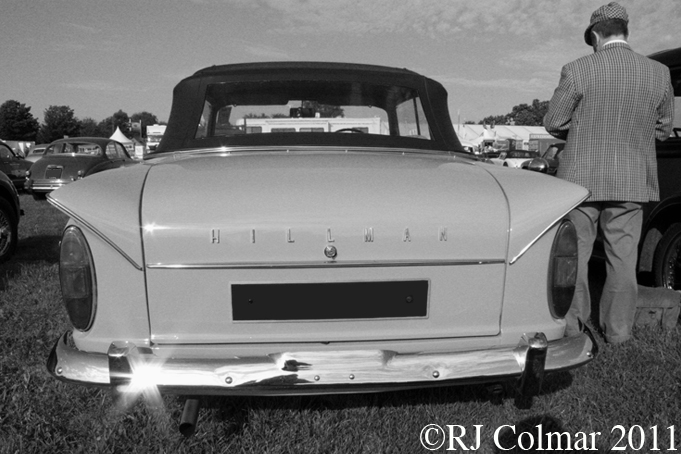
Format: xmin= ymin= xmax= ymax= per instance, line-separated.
xmin=1 ymin=0 xmax=679 ymax=126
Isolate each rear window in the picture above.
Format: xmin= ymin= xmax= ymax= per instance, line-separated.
xmin=194 ymin=80 xmax=431 ymax=141
xmin=46 ymin=143 xmax=102 ymax=155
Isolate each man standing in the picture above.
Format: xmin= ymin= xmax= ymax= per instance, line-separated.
xmin=544 ymin=2 xmax=674 ymax=344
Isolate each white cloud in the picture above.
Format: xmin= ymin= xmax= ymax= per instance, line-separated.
xmin=219 ymin=0 xmax=679 ymax=49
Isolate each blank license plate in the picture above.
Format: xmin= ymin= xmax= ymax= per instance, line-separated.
xmin=232 ymin=280 xmax=428 ymax=321
xmin=45 ymin=167 xmax=62 ymax=179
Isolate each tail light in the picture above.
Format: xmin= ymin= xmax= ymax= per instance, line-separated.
xmin=59 ymin=226 xmax=97 ymax=331
xmin=547 ymin=220 xmax=578 ymax=318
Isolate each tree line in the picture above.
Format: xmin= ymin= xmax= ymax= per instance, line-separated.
xmin=468 ymin=99 xmax=549 ymax=127
xmin=0 ymin=100 xmax=162 ymax=144
xmin=0 ymin=97 xmax=549 ymax=146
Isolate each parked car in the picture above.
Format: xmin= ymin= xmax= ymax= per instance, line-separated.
xmin=490 ymin=150 xmax=540 ymax=168
xmin=520 ymin=143 xmax=564 ymax=176
xmin=46 ymin=62 xmax=595 ymax=432
xmin=25 ymin=137 xmax=137 ymax=199
xmin=540 ymin=143 xmax=565 ymax=176
xmin=25 ymin=143 xmax=49 ymax=163
xmin=637 ymin=46 xmax=681 ymax=289
xmin=0 ymin=142 xmax=32 ymax=189
xmin=0 ymin=170 xmax=21 ymax=262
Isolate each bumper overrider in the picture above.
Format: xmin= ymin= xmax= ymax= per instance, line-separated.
xmin=48 ymin=330 xmax=596 ymax=397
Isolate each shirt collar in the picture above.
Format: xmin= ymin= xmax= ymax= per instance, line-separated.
xmin=603 ymin=39 xmax=628 ymax=47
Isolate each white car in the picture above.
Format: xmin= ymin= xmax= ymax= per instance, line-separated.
xmin=490 ymin=150 xmax=541 ymax=168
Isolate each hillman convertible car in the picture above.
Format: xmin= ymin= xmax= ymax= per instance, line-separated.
xmin=47 ymin=62 xmax=595 ymax=434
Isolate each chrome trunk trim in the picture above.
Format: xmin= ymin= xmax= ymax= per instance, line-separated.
xmin=146 ymin=259 xmax=505 ymax=270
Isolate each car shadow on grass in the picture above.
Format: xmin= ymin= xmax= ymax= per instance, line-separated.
xmin=192 ymin=371 xmax=576 ymax=438
xmin=14 ymin=235 xmax=61 ymax=263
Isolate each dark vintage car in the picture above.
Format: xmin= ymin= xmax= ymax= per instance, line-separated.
xmin=46 ymin=62 xmax=595 ymax=434
xmin=0 ymin=170 xmax=21 ymax=262
xmin=634 ymin=46 xmax=681 ymax=289
xmin=0 ymin=142 xmax=32 ymax=189
xmin=25 ymin=137 xmax=137 ymax=199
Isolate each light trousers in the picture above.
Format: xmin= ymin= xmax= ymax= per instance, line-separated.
xmin=566 ymin=201 xmax=642 ymax=344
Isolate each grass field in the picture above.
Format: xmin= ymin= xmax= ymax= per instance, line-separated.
xmin=1 ymin=194 xmax=679 ymax=453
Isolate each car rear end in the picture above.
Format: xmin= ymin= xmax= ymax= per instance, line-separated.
xmin=46 ymin=150 xmax=594 ymax=398
xmin=45 ymin=62 xmax=595 ymax=420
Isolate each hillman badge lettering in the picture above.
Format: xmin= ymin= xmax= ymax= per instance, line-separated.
xmin=209 ymin=227 xmax=450 ymax=243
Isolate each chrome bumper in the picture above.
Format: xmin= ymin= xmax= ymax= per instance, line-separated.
xmin=47 ymin=331 xmax=596 ymax=396
xmin=27 ymin=180 xmax=67 ymax=193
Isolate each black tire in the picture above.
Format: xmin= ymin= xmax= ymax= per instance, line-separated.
xmin=0 ymin=197 xmax=18 ymax=263
xmin=652 ymin=222 xmax=681 ymax=289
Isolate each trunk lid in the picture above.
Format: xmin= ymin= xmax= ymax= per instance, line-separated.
xmin=142 ymin=151 xmax=509 ymax=344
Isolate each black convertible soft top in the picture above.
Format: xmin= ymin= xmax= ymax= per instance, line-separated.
xmin=154 ymin=61 xmax=462 ymax=154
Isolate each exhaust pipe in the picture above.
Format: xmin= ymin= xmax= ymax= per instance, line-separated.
xmin=179 ymin=398 xmax=201 ymax=437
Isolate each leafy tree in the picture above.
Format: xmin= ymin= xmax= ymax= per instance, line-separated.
xmin=98 ymin=110 xmax=130 ymax=137
xmin=478 ymin=99 xmax=549 ymax=127
xmin=0 ymin=100 xmax=40 ymax=141
xmin=479 ymin=114 xmax=507 ymax=126
xmin=38 ymin=105 xmax=81 ymax=143
xmin=508 ymin=99 xmax=549 ymax=126
xmin=78 ymin=117 xmax=108 ymax=137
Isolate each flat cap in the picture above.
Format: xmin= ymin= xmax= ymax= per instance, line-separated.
xmin=584 ymin=2 xmax=629 ymax=46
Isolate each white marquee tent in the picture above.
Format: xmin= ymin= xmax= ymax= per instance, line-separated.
xmin=109 ymin=127 xmax=135 ymax=155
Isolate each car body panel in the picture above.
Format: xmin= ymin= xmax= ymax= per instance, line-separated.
xmin=141 ymin=151 xmax=508 ymax=343
xmin=48 ymin=164 xmax=151 ymax=269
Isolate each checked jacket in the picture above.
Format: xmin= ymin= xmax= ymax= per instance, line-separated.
xmin=544 ymin=42 xmax=674 ymax=202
